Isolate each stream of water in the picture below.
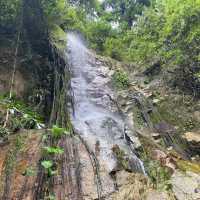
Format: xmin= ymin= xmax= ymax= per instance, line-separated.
xmin=67 ymin=32 xmax=145 ymax=175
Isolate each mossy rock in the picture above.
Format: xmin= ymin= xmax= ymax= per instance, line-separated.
xmin=132 ymin=106 xmax=145 ymax=128
xmin=176 ymin=160 xmax=200 ymax=174
xmin=149 ymin=95 xmax=200 ymax=133
xmin=112 ymin=145 xmax=129 ymax=171
xmin=49 ymin=24 xmax=67 ymax=51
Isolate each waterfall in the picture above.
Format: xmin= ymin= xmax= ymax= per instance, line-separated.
xmin=67 ymin=32 xmax=146 ymax=175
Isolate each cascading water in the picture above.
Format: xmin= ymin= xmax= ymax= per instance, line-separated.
xmin=67 ymin=33 xmax=146 ymax=178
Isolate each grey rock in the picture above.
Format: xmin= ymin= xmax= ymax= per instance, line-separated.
xmin=171 ymin=170 xmax=200 ymax=200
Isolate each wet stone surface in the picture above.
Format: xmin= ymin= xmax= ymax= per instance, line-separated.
xmin=67 ymin=33 xmax=145 ymax=198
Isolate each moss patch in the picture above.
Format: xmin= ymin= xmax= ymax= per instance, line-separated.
xmin=132 ymin=106 xmax=145 ymax=128
xmin=149 ymin=94 xmax=200 ymax=133
xmin=112 ymin=145 xmax=129 ymax=170
xmin=176 ymin=160 xmax=200 ymax=174
xmin=49 ymin=24 xmax=67 ymax=51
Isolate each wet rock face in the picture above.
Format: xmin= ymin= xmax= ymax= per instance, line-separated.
xmin=111 ymin=144 xmax=144 ymax=173
xmin=68 ymin=32 xmax=143 ymax=176
xmin=0 ymin=130 xmax=43 ymax=200
xmin=67 ymin=33 xmax=148 ymax=199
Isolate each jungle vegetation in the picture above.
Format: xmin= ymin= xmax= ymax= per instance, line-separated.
xmin=1 ymin=0 xmax=200 ymax=92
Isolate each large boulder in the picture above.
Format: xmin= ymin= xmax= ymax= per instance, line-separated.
xmin=182 ymin=132 xmax=200 ymax=155
xmin=183 ymin=132 xmax=200 ymax=143
xmin=171 ymin=170 xmax=200 ymax=200
xmin=193 ymin=111 xmax=200 ymax=122
xmin=110 ymin=172 xmax=172 ymax=200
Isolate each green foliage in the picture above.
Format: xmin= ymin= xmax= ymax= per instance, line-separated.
xmin=50 ymin=24 xmax=67 ymax=50
xmin=41 ymin=160 xmax=56 ymax=177
xmin=84 ymin=20 xmax=113 ymax=52
xmin=15 ymin=135 xmax=24 ymax=150
xmin=126 ymin=0 xmax=200 ymax=70
xmin=50 ymin=125 xmax=68 ymax=139
xmin=132 ymin=106 xmax=145 ymax=128
xmin=45 ymin=194 xmax=56 ymax=200
xmin=69 ymin=0 xmax=101 ymax=13
xmin=144 ymin=160 xmax=172 ymax=191
xmin=41 ymin=0 xmax=99 ymax=29
xmin=0 ymin=96 xmax=43 ymax=132
xmin=112 ymin=70 xmax=129 ymax=89
xmin=23 ymin=167 xmax=36 ymax=177
xmin=104 ymin=37 xmax=124 ymax=60
xmin=10 ymin=118 xmax=21 ymax=132
xmin=0 ymin=0 xmax=21 ymax=26
xmin=41 ymin=0 xmax=68 ymax=25
xmin=112 ymin=145 xmax=129 ymax=170
xmin=41 ymin=160 xmax=53 ymax=169
xmin=21 ymin=117 xmax=37 ymax=129
xmin=43 ymin=146 xmax=64 ymax=155
xmin=9 ymin=115 xmax=38 ymax=132
xmin=0 ymin=126 xmax=9 ymax=138
xmin=61 ymin=6 xmax=85 ymax=30
xmin=11 ymin=99 xmax=43 ymax=122
xmin=80 ymin=0 xmax=200 ymax=89
xmin=103 ymin=0 xmax=150 ymax=29
xmin=50 ymin=125 xmax=65 ymax=138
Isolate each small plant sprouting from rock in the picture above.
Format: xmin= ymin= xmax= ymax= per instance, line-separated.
xmin=112 ymin=144 xmax=129 ymax=170
xmin=0 ymin=95 xmax=44 ymax=135
xmin=112 ymin=70 xmax=129 ymax=89
xmin=50 ymin=125 xmax=69 ymax=139
xmin=45 ymin=194 xmax=56 ymax=200
xmin=40 ymin=125 xmax=67 ymax=179
xmin=43 ymin=146 xmax=64 ymax=155
xmin=41 ymin=160 xmax=57 ymax=177
xmin=23 ymin=167 xmax=36 ymax=177
xmin=146 ymin=160 xmax=172 ymax=191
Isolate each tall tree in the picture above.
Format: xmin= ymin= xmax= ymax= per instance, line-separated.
xmin=102 ymin=0 xmax=150 ymax=28
xmin=68 ymin=0 xmax=100 ymax=14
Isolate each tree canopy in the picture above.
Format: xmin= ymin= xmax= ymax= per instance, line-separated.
xmin=0 ymin=0 xmax=21 ymax=27
xmin=1 ymin=0 xmax=200 ymax=90
xmin=102 ymin=0 xmax=150 ymax=28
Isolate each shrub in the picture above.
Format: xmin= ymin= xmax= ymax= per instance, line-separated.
xmin=104 ymin=37 xmax=124 ymax=60
xmin=20 ymin=117 xmax=37 ymax=129
xmin=84 ymin=20 xmax=113 ymax=52
xmin=112 ymin=70 xmax=129 ymax=89
xmin=10 ymin=118 xmax=21 ymax=132
xmin=145 ymin=160 xmax=172 ymax=190
xmin=0 ymin=126 xmax=9 ymax=138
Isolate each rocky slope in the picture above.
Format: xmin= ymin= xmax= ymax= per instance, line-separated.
xmin=92 ymin=49 xmax=200 ymax=200
xmin=0 ymin=25 xmax=200 ymax=200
